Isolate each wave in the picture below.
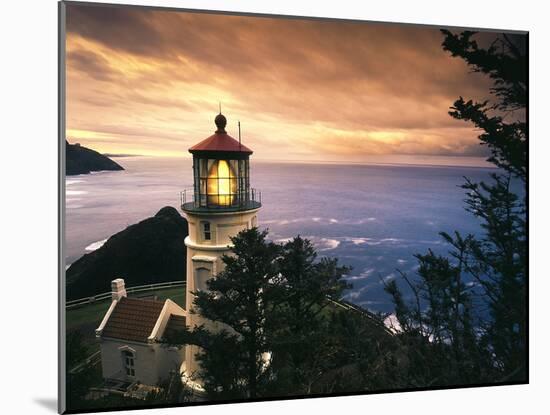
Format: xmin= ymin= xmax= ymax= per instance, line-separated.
xmin=299 ymin=235 xmax=341 ymax=251
xmin=275 ymin=237 xmax=293 ymax=244
xmin=346 ymin=267 xmax=376 ymax=281
xmin=273 ymin=235 xmax=340 ymax=253
xmin=343 ymin=237 xmax=402 ymax=246
xmin=347 ymin=237 xmax=372 ymax=245
xmin=263 ymin=216 xmax=379 ymax=227
xmin=381 ymin=273 xmax=396 ymax=283
xmin=262 ymin=218 xmax=308 ymax=225
xmin=384 ymin=314 xmax=402 ymax=333
xmin=66 ymin=190 xmax=88 ymax=196
xmin=342 ymin=217 xmax=377 ymax=225
xmin=85 ymin=238 xmax=108 ymax=251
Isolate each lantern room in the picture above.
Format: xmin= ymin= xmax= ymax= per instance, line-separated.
xmin=181 ymin=113 xmax=262 ymax=212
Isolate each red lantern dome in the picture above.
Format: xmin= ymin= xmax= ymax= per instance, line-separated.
xmin=189 ymin=113 xmax=252 ymax=155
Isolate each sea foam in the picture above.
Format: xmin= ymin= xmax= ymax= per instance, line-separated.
xmin=85 ymin=238 xmax=108 ymax=251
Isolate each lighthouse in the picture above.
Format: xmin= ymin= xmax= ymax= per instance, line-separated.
xmin=180 ymin=112 xmax=262 ymax=377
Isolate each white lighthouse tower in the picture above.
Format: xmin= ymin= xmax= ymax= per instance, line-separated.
xmin=180 ymin=112 xmax=262 ymax=377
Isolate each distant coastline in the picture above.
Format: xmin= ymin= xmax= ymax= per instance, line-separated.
xmin=66 ymin=140 xmax=124 ymax=176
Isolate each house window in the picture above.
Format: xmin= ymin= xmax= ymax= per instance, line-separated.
xmin=202 ymin=221 xmax=211 ymax=241
xmin=122 ymin=350 xmax=135 ymax=377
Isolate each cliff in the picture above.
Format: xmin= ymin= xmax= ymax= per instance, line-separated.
xmin=66 ymin=206 xmax=188 ymax=300
xmin=66 ymin=140 xmax=124 ymax=175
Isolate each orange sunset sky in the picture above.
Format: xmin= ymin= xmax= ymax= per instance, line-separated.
xmin=65 ymin=3 xmax=504 ymax=164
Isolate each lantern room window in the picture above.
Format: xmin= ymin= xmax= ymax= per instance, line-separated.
xmin=194 ymin=157 xmax=250 ymax=208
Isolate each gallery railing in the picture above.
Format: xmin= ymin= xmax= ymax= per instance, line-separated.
xmin=180 ymin=188 xmax=262 ymax=212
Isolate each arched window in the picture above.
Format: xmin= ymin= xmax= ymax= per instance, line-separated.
xmin=194 ymin=267 xmax=210 ymax=292
xmin=122 ymin=350 xmax=135 ymax=377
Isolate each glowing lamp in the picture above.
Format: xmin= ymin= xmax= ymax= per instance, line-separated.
xmin=207 ymin=159 xmax=237 ymax=206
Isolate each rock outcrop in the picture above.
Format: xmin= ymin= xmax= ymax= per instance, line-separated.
xmin=66 ymin=140 xmax=124 ymax=175
xmin=66 ymin=206 xmax=188 ymax=300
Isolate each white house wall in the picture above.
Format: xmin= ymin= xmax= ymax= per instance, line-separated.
xmin=152 ymin=343 xmax=186 ymax=381
xmin=100 ymin=339 xmax=184 ymax=386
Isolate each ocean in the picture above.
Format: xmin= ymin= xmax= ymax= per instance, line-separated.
xmin=65 ymin=156 xmax=498 ymax=313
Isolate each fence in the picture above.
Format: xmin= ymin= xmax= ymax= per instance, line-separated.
xmin=66 ymin=280 xmax=186 ymax=309
xmin=68 ymin=350 xmax=102 ymax=374
xmin=65 ymin=280 xmax=392 ymax=334
xmin=326 ymin=297 xmax=394 ymax=336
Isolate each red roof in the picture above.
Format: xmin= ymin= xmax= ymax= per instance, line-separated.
xmin=101 ymin=297 xmax=165 ymax=343
xmin=189 ymin=132 xmax=253 ymax=154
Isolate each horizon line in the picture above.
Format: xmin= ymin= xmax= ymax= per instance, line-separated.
xmin=104 ymin=153 xmax=495 ymax=169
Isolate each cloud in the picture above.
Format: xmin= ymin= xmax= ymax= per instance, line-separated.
xmin=64 ymin=3 xmax=508 ymax=161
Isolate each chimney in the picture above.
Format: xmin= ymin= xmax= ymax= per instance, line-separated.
xmin=111 ymin=278 xmax=127 ymax=301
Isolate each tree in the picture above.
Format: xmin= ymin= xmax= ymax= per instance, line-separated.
xmin=166 ymin=230 xmax=355 ymax=399
xmin=179 ymin=228 xmax=281 ymax=399
xmin=145 ymin=371 xmax=193 ymax=404
xmin=67 ymin=329 xmax=89 ymax=369
xmin=66 ymin=330 xmax=98 ymax=409
xmin=442 ymin=30 xmax=527 ymax=381
xmin=384 ymin=244 xmax=491 ymax=386
xmin=268 ymin=236 xmax=351 ymax=394
xmin=386 ymin=30 xmax=527 ymax=384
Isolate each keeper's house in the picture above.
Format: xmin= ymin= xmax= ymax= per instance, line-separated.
xmin=95 ymin=279 xmax=187 ymax=387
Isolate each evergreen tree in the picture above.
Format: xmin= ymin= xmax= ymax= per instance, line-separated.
xmin=176 ymin=228 xmax=281 ymax=399
xmin=385 ymin=30 xmax=527 ymax=384
xmin=268 ymin=237 xmax=351 ymax=394
xmin=67 ymin=329 xmax=90 ymax=369
xmin=167 ymin=231 xmax=355 ymax=398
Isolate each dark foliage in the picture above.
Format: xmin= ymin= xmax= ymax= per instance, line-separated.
xmin=441 ymin=31 xmax=527 ymax=179
xmin=165 ymin=229 xmax=401 ymax=399
xmin=268 ymin=237 xmax=351 ymax=395
xmin=66 ymin=329 xmax=90 ymax=369
xmin=145 ymin=371 xmax=193 ymax=404
xmin=385 ymin=29 xmax=527 ymax=386
xmin=66 ymin=338 xmax=102 ymax=411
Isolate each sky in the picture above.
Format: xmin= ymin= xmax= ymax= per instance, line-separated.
xmin=65 ymin=3 xmax=504 ymax=165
